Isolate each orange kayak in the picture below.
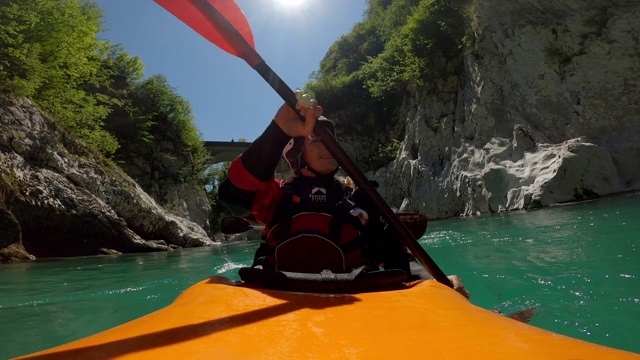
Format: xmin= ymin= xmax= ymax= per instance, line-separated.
xmin=18 ymin=276 xmax=638 ymax=359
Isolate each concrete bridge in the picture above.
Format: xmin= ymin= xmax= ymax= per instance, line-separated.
xmin=203 ymin=141 xmax=251 ymax=165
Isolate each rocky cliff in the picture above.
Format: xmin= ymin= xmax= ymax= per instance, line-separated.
xmin=0 ymin=99 xmax=217 ymax=262
xmin=372 ymin=0 xmax=640 ymax=219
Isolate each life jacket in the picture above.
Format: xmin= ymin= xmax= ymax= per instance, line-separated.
xmin=254 ymin=176 xmax=370 ymax=273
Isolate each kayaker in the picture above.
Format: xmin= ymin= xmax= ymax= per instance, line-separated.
xmin=219 ymin=93 xmax=469 ymax=298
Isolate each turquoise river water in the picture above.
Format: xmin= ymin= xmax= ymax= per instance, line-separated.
xmin=1 ymin=192 xmax=639 ymax=358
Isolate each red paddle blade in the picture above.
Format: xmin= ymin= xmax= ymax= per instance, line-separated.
xmin=154 ymin=0 xmax=255 ymax=57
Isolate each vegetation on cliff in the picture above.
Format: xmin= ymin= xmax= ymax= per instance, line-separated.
xmin=306 ymin=0 xmax=471 ymax=170
xmin=0 ymin=0 xmax=209 ymax=186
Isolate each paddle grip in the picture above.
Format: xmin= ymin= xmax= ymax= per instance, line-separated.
xmin=253 ymin=62 xmax=453 ymax=288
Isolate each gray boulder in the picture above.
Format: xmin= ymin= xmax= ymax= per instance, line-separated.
xmin=0 ymin=99 xmax=217 ymax=261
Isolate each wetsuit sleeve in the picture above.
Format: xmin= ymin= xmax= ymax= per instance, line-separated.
xmin=240 ymin=120 xmax=292 ymax=182
xmin=218 ymin=121 xmax=292 ymax=224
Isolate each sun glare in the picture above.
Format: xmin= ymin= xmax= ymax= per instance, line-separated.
xmin=276 ymin=0 xmax=305 ymax=7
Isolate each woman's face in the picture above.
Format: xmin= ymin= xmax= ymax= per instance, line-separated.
xmin=303 ymin=134 xmax=338 ymax=174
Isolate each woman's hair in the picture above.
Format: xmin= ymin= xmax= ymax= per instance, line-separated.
xmin=337 ymin=175 xmax=357 ymax=198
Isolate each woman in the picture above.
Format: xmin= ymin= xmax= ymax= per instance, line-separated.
xmin=219 ymin=93 xmax=468 ymax=297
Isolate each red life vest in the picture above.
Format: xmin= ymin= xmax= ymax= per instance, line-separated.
xmin=236 ymin=178 xmax=417 ymax=289
xmin=264 ymin=212 xmax=368 ymax=273
xmin=249 ymin=175 xmax=371 ymax=273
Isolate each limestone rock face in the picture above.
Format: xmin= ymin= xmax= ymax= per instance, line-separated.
xmin=0 ymin=99 xmax=217 ymax=261
xmin=145 ymin=183 xmax=212 ymax=234
xmin=373 ymin=0 xmax=640 ymax=219
xmin=116 ymin=155 xmax=212 ymax=234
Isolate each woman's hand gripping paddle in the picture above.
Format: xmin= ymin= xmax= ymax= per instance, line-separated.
xmin=154 ymin=0 xmax=453 ymax=288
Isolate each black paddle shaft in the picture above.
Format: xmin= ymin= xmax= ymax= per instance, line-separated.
xmin=254 ymin=62 xmax=452 ymax=287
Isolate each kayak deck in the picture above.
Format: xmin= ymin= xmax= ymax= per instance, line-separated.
xmin=19 ymin=276 xmax=638 ymax=359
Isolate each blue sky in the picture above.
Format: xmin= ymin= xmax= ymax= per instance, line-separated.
xmin=94 ymin=0 xmax=368 ymax=142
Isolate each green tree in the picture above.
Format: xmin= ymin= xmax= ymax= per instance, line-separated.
xmin=116 ymin=75 xmax=210 ymax=186
xmin=99 ymin=44 xmax=153 ymax=146
xmin=0 ymin=0 xmax=118 ymax=154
